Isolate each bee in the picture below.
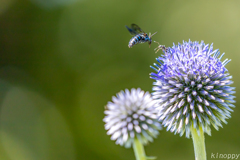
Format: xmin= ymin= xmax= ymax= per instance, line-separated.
xmin=125 ymin=24 xmax=157 ymax=48
xmin=154 ymin=41 xmax=166 ymax=53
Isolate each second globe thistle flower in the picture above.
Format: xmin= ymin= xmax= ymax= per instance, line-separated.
xmin=103 ymin=88 xmax=162 ymax=160
xmin=104 ymin=88 xmax=162 ymax=147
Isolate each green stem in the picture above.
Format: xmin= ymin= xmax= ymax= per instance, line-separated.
xmin=190 ymin=125 xmax=207 ymax=160
xmin=133 ymin=139 xmax=146 ymax=160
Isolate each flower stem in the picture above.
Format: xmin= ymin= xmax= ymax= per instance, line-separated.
xmin=133 ymin=139 xmax=146 ymax=160
xmin=190 ymin=125 xmax=207 ymax=160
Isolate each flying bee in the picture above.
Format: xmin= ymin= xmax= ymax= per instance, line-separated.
xmin=125 ymin=24 xmax=157 ymax=48
xmin=154 ymin=41 xmax=166 ymax=53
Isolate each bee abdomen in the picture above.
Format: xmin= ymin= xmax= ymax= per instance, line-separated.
xmin=128 ymin=34 xmax=148 ymax=48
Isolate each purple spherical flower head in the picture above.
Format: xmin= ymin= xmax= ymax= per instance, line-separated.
xmin=103 ymin=88 xmax=162 ymax=148
xmin=150 ymin=40 xmax=235 ymax=138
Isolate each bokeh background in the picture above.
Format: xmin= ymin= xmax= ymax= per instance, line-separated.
xmin=0 ymin=0 xmax=239 ymax=160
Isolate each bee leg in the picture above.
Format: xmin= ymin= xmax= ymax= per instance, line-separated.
xmin=154 ymin=41 xmax=165 ymax=53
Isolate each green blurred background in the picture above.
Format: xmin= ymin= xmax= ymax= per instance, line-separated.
xmin=0 ymin=0 xmax=239 ymax=160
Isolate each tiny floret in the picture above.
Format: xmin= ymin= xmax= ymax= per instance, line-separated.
xmin=150 ymin=40 xmax=235 ymax=138
xmin=103 ymin=88 xmax=162 ymax=148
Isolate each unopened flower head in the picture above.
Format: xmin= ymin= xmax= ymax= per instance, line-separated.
xmin=150 ymin=40 xmax=235 ymax=138
xmin=103 ymin=88 xmax=162 ymax=148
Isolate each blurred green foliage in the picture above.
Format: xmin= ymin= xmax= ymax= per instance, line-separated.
xmin=0 ymin=0 xmax=239 ymax=160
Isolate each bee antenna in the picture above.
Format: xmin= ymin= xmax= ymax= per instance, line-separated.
xmin=149 ymin=32 xmax=157 ymax=38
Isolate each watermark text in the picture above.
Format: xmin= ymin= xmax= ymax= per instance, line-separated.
xmin=211 ymin=153 xmax=240 ymax=159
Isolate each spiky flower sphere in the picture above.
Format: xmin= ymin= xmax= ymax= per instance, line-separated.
xmin=103 ymin=88 xmax=162 ymax=148
xmin=150 ymin=40 xmax=235 ymax=138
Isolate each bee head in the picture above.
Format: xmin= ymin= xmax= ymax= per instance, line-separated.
xmin=149 ymin=32 xmax=157 ymax=48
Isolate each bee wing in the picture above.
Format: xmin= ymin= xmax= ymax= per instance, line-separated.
xmin=125 ymin=24 xmax=144 ymax=35
xmin=125 ymin=25 xmax=138 ymax=35
xmin=131 ymin=24 xmax=144 ymax=33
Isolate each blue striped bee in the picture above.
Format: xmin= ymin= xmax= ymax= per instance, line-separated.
xmin=125 ymin=24 xmax=157 ymax=48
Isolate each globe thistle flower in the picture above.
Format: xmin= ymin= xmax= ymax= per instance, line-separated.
xmin=103 ymin=88 xmax=162 ymax=148
xmin=150 ymin=40 xmax=235 ymax=138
